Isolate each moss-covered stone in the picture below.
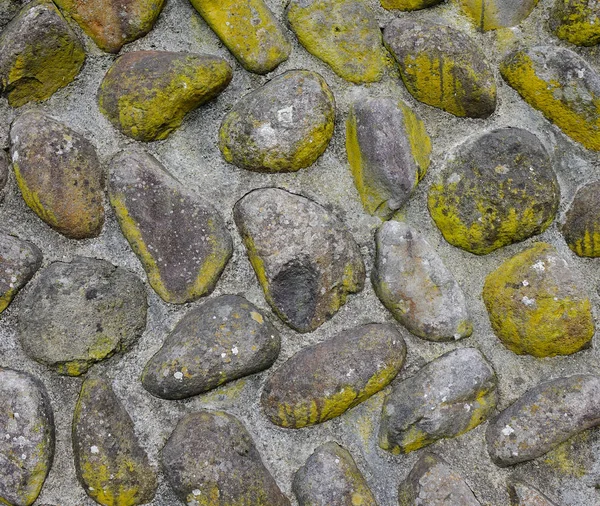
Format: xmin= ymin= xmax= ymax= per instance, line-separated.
xmin=189 ymin=0 xmax=290 ymax=74
xmin=346 ymin=97 xmax=430 ymax=219
xmin=98 ymin=50 xmax=232 ymax=141
xmin=381 ymin=0 xmax=443 ymax=11
xmin=428 ymin=128 xmax=559 ymax=255
xmin=286 ymin=0 xmax=387 ymax=84
xmin=10 ymin=111 xmax=105 ymax=239
xmin=500 ymin=46 xmax=600 ymax=150
xmin=108 ymin=148 xmax=232 ymax=303
xmin=55 ymin=0 xmax=165 ymax=53
xmin=261 ymin=323 xmax=406 ymax=429
xmin=550 ymin=0 xmax=600 ymax=47
xmin=384 ymin=18 xmax=496 ymax=118
xmin=561 ymin=181 xmax=600 ymax=257
xmin=482 ymin=242 xmax=594 ymax=357
xmin=509 ymin=480 xmax=558 ymax=506
xmin=458 ymin=0 xmax=540 ymax=31
xmin=0 ymin=0 xmax=85 ymax=107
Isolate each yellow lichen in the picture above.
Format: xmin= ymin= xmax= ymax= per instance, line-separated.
xmin=553 ymin=0 xmax=600 ymax=46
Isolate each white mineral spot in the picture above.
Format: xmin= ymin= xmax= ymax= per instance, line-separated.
xmin=532 ymin=261 xmax=545 ymax=272
xmin=232 ymin=346 xmax=239 ymax=355
xmin=221 ymin=352 xmax=227 ymax=358
xmin=13 ymin=413 xmax=19 ymax=419
xmin=12 ymin=151 xmax=18 ymax=162
xmin=464 ymin=404 xmax=471 ymax=411
xmin=277 ymin=106 xmax=294 ymax=124
xmin=447 ymin=172 xmax=461 ymax=184
xmin=502 ymin=425 xmax=515 ymax=436
xmin=21 ymin=453 xmax=26 ymax=459
xmin=174 ymin=371 xmax=184 ymax=380
xmin=192 ymin=489 xmax=201 ymax=496
xmin=522 ymin=280 xmax=529 ymax=286
xmin=335 ymin=458 xmax=340 ymax=464
xmin=522 ymin=296 xmax=535 ymax=306
xmin=91 ymin=445 xmax=99 ymax=454
xmin=577 ymin=68 xmax=585 ymax=78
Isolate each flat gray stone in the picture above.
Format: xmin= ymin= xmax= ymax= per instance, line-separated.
xmin=509 ymin=480 xmax=558 ymax=506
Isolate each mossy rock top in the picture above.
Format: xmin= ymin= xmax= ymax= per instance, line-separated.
xmin=550 ymin=0 xmax=600 ymax=47
xmin=562 ymin=180 xmax=600 ymax=257
xmin=458 ymin=0 xmax=540 ymax=31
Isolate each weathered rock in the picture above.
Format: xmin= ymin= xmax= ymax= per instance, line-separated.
xmin=550 ymin=0 xmax=600 ymax=47
xmin=293 ymin=442 xmax=377 ymax=506
xmin=219 ymin=70 xmax=335 ymax=173
xmin=108 ymin=148 xmax=232 ymax=304
xmin=262 ymin=323 xmax=406 ymax=429
xmin=19 ymin=257 xmax=147 ymax=376
xmin=482 ymin=242 xmax=594 ymax=357
xmin=486 ymin=375 xmax=600 ymax=466
xmin=234 ymin=188 xmax=365 ymax=332
xmin=398 ymin=453 xmax=481 ymax=506
xmin=372 ymin=221 xmax=472 ymax=341
xmin=379 ymin=348 xmax=497 ymax=454
xmin=383 ymin=18 xmax=496 ymax=118
xmin=0 ymin=0 xmax=29 ymax=27
xmin=286 ymin=0 xmax=387 ymax=84
xmin=0 ymin=368 xmax=54 ymax=506
xmin=428 ymin=128 xmax=559 ymax=255
xmin=501 ymin=46 xmax=600 ymax=150
xmin=381 ymin=0 xmax=443 ymax=11
xmin=0 ymin=0 xmax=85 ymax=107
xmin=98 ymin=51 xmax=232 ymax=141
xmin=458 ymin=0 xmax=540 ymax=31
xmin=189 ymin=0 xmax=290 ymax=74
xmin=142 ymin=295 xmax=280 ymax=400
xmin=0 ymin=233 xmax=42 ymax=313
xmin=346 ymin=97 xmax=431 ymax=219
xmin=10 ymin=111 xmax=105 ymax=239
xmin=0 ymin=149 xmax=8 ymax=197
xmin=509 ymin=480 xmax=558 ymax=506
xmin=562 ymin=180 xmax=600 ymax=257
xmin=162 ymin=410 xmax=290 ymax=506
xmin=55 ymin=0 xmax=165 ymax=53
xmin=73 ymin=376 xmax=157 ymax=506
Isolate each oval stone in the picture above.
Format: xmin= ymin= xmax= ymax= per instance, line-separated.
xmin=562 ymin=181 xmax=600 ymax=257
xmin=261 ymin=323 xmax=406 ymax=429
xmin=550 ymin=0 xmax=600 ymax=47
xmin=219 ymin=70 xmax=335 ymax=173
xmin=381 ymin=0 xmax=443 ymax=11
xmin=428 ymin=128 xmax=559 ymax=255
xmin=458 ymin=0 xmax=540 ymax=31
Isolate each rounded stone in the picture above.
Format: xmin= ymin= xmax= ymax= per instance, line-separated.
xmin=381 ymin=0 xmax=443 ymax=11
xmin=561 ymin=180 xmax=600 ymax=257
xmin=458 ymin=0 xmax=540 ymax=31
xmin=550 ymin=0 xmax=600 ymax=47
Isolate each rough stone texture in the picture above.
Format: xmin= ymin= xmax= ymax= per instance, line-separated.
xmin=262 ymin=323 xmax=406 ymax=429
xmin=219 ymin=70 xmax=335 ymax=173
xmin=346 ymin=97 xmax=431 ymax=219
xmin=292 ymin=441 xmax=377 ymax=506
xmin=0 ymin=0 xmax=85 ymax=107
xmin=379 ymin=348 xmax=497 ymax=454
xmin=380 ymin=0 xmax=443 ymax=11
xmin=501 ymin=45 xmax=600 ymax=151
xmin=550 ymin=0 xmax=600 ymax=47
xmin=486 ymin=375 xmax=600 ymax=467
xmin=0 ymin=0 xmax=29 ymax=27
xmin=73 ymin=376 xmax=157 ymax=506
xmin=108 ymin=148 xmax=232 ymax=304
xmin=98 ymin=51 xmax=232 ymax=141
xmin=0 ymin=232 xmax=42 ymax=313
xmin=233 ymin=187 xmax=365 ymax=332
xmin=383 ymin=18 xmax=496 ymax=118
xmin=428 ymin=128 xmax=560 ymax=255
xmin=18 ymin=257 xmax=147 ymax=376
xmin=286 ymin=0 xmax=387 ymax=84
xmin=372 ymin=220 xmax=472 ymax=341
xmin=0 ymin=148 xmax=8 ymax=198
xmin=483 ymin=242 xmax=595 ymax=357
xmin=10 ymin=111 xmax=105 ymax=239
xmin=142 ymin=294 xmax=280 ymax=400
xmin=189 ymin=0 xmax=290 ymax=74
xmin=0 ymin=367 xmax=54 ymax=506
xmin=397 ymin=453 xmax=481 ymax=506
xmin=161 ymin=410 xmax=290 ymax=505
xmin=509 ymin=480 xmax=558 ymax=506
xmin=458 ymin=0 xmax=540 ymax=31
xmin=561 ymin=180 xmax=600 ymax=257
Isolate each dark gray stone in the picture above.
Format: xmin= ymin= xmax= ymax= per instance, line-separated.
xmin=0 ymin=149 xmax=8 ymax=196
xmin=561 ymin=180 xmax=600 ymax=257
xmin=509 ymin=480 xmax=558 ymax=506
xmin=0 ymin=0 xmax=29 ymax=27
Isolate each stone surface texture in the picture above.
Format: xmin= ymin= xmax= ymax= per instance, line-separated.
xmin=509 ymin=480 xmax=558 ymax=506
xmin=458 ymin=0 xmax=540 ymax=31
xmin=550 ymin=0 xmax=600 ymax=46
xmin=561 ymin=180 xmax=600 ymax=256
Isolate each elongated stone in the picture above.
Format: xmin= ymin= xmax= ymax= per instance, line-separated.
xmin=562 ymin=181 xmax=600 ymax=257
xmin=98 ymin=51 xmax=232 ymax=141
xmin=550 ymin=0 xmax=600 ymax=47
xmin=501 ymin=46 xmax=600 ymax=150
xmin=108 ymin=148 xmax=232 ymax=304
xmin=262 ymin=323 xmax=406 ymax=428
xmin=0 ymin=149 xmax=8 ymax=196
xmin=287 ymin=0 xmax=386 ymax=84
xmin=10 ymin=111 xmax=105 ymax=239
xmin=219 ymin=70 xmax=335 ymax=173
xmin=383 ymin=18 xmax=496 ymax=118
xmin=162 ymin=410 xmax=290 ymax=505
xmin=73 ymin=376 xmax=157 ymax=505
xmin=0 ymin=368 xmax=54 ymax=506
xmin=381 ymin=0 xmax=443 ymax=11
xmin=379 ymin=348 xmax=497 ymax=454
xmin=346 ymin=97 xmax=431 ymax=219
xmin=486 ymin=375 xmax=600 ymax=466
xmin=509 ymin=481 xmax=558 ymax=506
xmin=0 ymin=0 xmax=85 ymax=107
xmin=458 ymin=0 xmax=540 ymax=31
xmin=189 ymin=0 xmax=290 ymax=74
xmin=142 ymin=295 xmax=280 ymax=400
xmin=482 ymin=242 xmax=594 ymax=357
xmin=372 ymin=221 xmax=472 ymax=341
xmin=234 ymin=188 xmax=365 ymax=332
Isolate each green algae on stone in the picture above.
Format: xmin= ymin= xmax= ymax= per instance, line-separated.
xmin=550 ymin=0 xmax=600 ymax=47
xmin=346 ymin=96 xmax=430 ymax=219
xmin=561 ymin=181 xmax=600 ymax=257
xmin=458 ymin=0 xmax=540 ymax=31
xmin=189 ymin=0 xmax=290 ymax=74
xmin=98 ymin=50 xmax=232 ymax=141
xmin=381 ymin=0 xmax=443 ymax=11
xmin=261 ymin=323 xmax=406 ymax=429
xmin=0 ymin=0 xmax=85 ymax=107
xmin=482 ymin=242 xmax=594 ymax=358
xmin=384 ymin=18 xmax=496 ymax=118
xmin=428 ymin=128 xmax=559 ymax=255
xmin=286 ymin=0 xmax=387 ymax=84
xmin=500 ymin=46 xmax=600 ymax=150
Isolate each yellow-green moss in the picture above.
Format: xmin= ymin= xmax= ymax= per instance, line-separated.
xmin=552 ymin=0 xmax=600 ymax=46
xmin=569 ymin=228 xmax=600 ymax=257
xmin=381 ymin=0 xmax=438 ymax=10
xmin=399 ymin=102 xmax=431 ymax=181
xmin=0 ymin=289 xmax=15 ymax=313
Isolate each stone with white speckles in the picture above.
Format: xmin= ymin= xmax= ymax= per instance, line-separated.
xmin=509 ymin=480 xmax=558 ymax=505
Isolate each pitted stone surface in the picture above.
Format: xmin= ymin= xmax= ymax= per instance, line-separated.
xmin=509 ymin=480 xmax=558 ymax=506
xmin=458 ymin=0 xmax=540 ymax=31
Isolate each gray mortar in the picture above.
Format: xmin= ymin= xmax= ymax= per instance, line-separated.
xmin=0 ymin=0 xmax=599 ymax=505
